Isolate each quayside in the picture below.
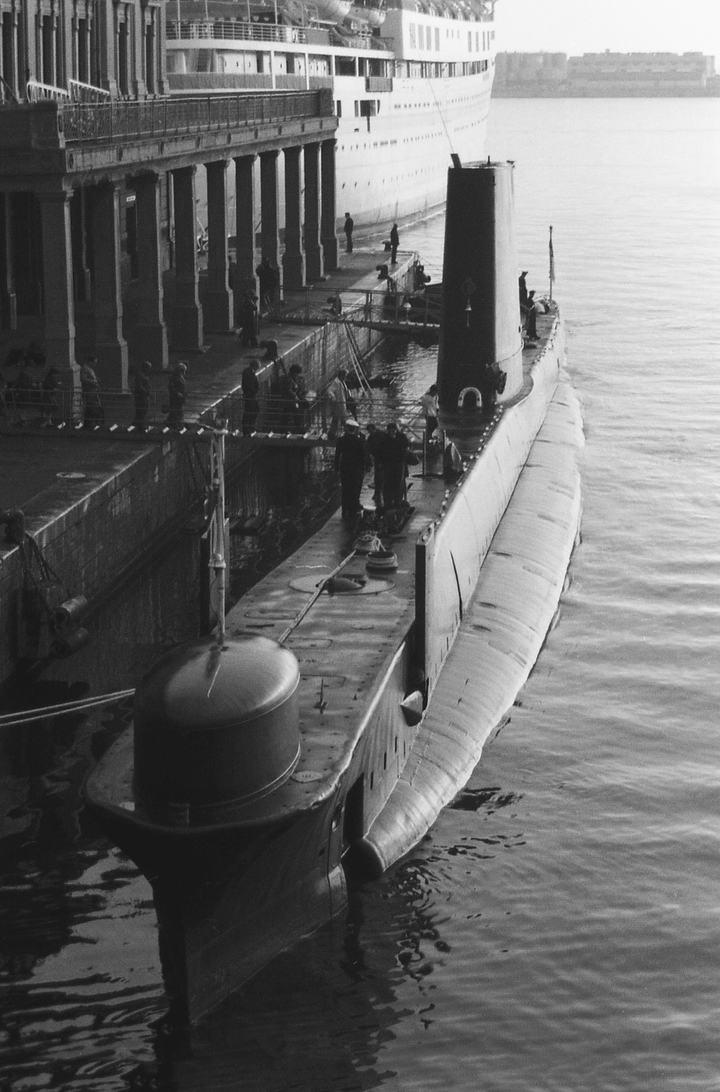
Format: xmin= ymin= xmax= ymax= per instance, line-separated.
xmin=84 ymin=160 xmax=583 ymax=1023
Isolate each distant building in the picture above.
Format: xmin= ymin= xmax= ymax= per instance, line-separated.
xmin=494 ymin=51 xmax=718 ymax=98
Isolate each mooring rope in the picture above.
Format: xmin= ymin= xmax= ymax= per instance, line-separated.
xmin=0 ymin=688 xmax=135 ymax=729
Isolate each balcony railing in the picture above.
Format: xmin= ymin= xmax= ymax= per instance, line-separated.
xmin=68 ymin=79 xmax=112 ymax=104
xmin=27 ymin=80 xmax=70 ymax=103
xmin=167 ymin=20 xmax=310 ymax=45
xmin=166 ymin=19 xmax=394 ymax=52
xmin=60 ymin=90 xmax=334 ymax=144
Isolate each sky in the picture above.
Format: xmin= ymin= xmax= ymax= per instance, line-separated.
xmin=494 ymin=0 xmax=720 ymax=65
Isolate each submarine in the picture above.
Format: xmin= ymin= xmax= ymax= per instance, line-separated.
xmin=84 ymin=160 xmax=583 ymax=1023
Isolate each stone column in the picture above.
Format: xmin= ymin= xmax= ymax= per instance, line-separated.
xmin=234 ymin=153 xmax=257 ymax=298
xmin=204 ymin=160 xmax=233 ymax=332
xmin=95 ymin=0 xmax=118 ymax=95
xmin=0 ymin=194 xmax=17 ymax=331
xmin=259 ymin=150 xmax=280 ymax=266
xmin=39 ymin=190 xmax=77 ymax=373
xmin=320 ymin=139 xmax=339 ymax=272
xmin=303 ymin=142 xmax=323 ymax=283
xmin=282 ymin=145 xmax=305 ymax=290
xmin=171 ymin=165 xmax=203 ymax=351
xmin=130 ymin=172 xmax=168 ymax=368
xmin=91 ymin=181 xmax=129 ymax=389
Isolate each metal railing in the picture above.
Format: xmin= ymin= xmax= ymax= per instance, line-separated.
xmin=279 ymin=284 xmax=441 ymax=331
xmin=68 ymin=78 xmax=112 ymax=104
xmin=27 ymin=79 xmax=70 ymax=103
xmin=166 ymin=19 xmax=393 ymax=53
xmin=60 ymin=89 xmax=333 ymax=143
xmin=167 ymin=20 xmax=310 ymax=45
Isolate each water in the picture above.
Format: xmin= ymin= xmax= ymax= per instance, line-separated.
xmin=2 ymin=97 xmax=720 ymax=1090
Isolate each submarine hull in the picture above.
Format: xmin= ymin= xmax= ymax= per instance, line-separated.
xmin=84 ymin=163 xmax=583 ymax=1021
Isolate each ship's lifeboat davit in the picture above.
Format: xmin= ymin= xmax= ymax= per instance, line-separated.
xmin=347 ymin=2 xmax=386 ymax=28
xmin=133 ymin=635 xmax=301 ymax=824
xmin=281 ymin=0 xmax=353 ymax=21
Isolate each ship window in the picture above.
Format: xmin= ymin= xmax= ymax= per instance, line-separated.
xmin=435 ymin=28 xmax=440 ymax=51
xmin=408 ymin=22 xmax=416 ymax=49
xmin=336 ymin=100 xmax=342 ymax=116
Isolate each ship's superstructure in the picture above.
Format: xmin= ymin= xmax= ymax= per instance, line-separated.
xmin=167 ymin=0 xmax=497 ymax=224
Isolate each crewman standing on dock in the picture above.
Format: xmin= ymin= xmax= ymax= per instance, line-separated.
xmin=80 ymin=357 xmax=103 ymax=428
xmin=326 ymin=368 xmax=350 ymax=438
xmin=241 ymin=359 xmax=261 ymax=435
xmin=132 ymin=361 xmax=152 ymax=428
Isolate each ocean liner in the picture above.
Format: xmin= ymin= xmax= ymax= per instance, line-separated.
xmin=167 ymin=0 xmax=496 ymax=225
xmin=85 ymin=160 xmax=583 ymax=1023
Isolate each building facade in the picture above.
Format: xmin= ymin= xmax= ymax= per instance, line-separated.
xmin=0 ymin=0 xmax=338 ymax=394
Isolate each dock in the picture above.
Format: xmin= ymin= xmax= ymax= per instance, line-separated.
xmin=0 ymin=247 xmax=426 ymax=690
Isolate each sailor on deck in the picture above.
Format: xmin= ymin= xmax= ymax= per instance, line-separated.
xmin=334 ymin=419 xmax=371 ymax=522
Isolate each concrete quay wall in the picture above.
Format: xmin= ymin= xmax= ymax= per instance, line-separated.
xmin=1 ymin=256 xmax=417 ymax=690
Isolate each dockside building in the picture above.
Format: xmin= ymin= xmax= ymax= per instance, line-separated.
xmin=494 ymin=50 xmax=719 ymax=97
xmin=0 ymin=1 xmax=339 ymax=393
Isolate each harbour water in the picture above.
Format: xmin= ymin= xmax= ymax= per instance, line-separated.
xmin=2 ymin=97 xmax=720 ymax=1090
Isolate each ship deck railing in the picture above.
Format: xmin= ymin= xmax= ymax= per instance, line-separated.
xmin=167 ymin=20 xmax=312 ymax=46
xmin=166 ymin=20 xmax=395 ymax=52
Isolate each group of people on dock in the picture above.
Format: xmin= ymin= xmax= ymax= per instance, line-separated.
xmin=1 ymin=352 xmax=63 ymax=427
xmin=241 ymin=353 xmax=310 ymax=436
xmin=1 ymin=346 xmax=189 ymax=431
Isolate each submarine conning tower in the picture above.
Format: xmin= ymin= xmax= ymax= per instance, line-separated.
xmin=133 ymin=635 xmax=301 ymax=825
xmin=437 ymin=160 xmax=523 ymax=410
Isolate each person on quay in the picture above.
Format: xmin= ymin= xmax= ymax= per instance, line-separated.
xmin=14 ymin=357 xmax=39 ymax=421
xmin=334 ymin=418 xmax=372 ymax=523
xmin=288 ymin=363 xmax=309 ymax=433
xmin=419 ymin=383 xmax=439 ymax=444
xmin=344 ymin=213 xmax=354 ymax=254
xmin=390 ymin=223 xmax=399 ymax=264
xmin=40 ymin=366 xmax=62 ymax=426
xmin=80 ymin=356 xmax=103 ymax=428
xmin=241 ymin=358 xmax=261 ymax=435
xmin=379 ymin=420 xmax=410 ymax=510
xmin=132 ymin=360 xmax=152 ymax=428
xmin=255 ymin=257 xmax=280 ymax=312
xmin=238 ymin=292 xmax=259 ymax=348
xmin=168 ymin=362 xmax=187 ymax=429
xmin=326 ymin=367 xmax=350 ymax=438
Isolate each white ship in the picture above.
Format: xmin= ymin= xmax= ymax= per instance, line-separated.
xmin=167 ymin=0 xmax=497 ymax=225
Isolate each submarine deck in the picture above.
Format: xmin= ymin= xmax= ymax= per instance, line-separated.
xmin=88 ymin=313 xmax=559 ymax=831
